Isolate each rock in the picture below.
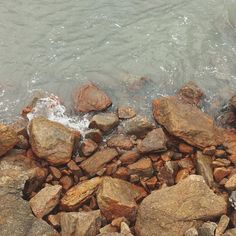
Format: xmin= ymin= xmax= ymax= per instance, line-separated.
xmin=196 ymin=151 xmax=214 ymax=187
xmin=215 ymin=149 xmax=227 ymax=158
xmin=214 ymin=167 xmax=231 ymax=183
xmin=215 ymin=215 xmax=230 ymax=236
xmin=107 ymin=135 xmax=134 ymax=150
xmin=175 ymin=169 xmax=190 ymax=183
xmin=185 ymin=227 xmax=198 ymax=236
xmin=16 ymin=135 xmax=30 ymax=150
xmin=74 ymin=83 xmax=112 ymax=113
xmin=127 ymin=158 xmax=153 ymax=178
xmin=113 ymin=167 xmax=130 ymax=180
xmin=225 ymin=174 xmax=236 ymax=191
xmin=97 ymin=177 xmax=139 ymax=222
xmin=49 ymin=166 xmax=62 ymax=180
xmin=29 ymin=117 xmax=75 ymax=165
xmin=177 ymin=81 xmax=204 ymax=106
xmin=85 ymin=129 xmax=103 ymax=143
xmin=80 ymin=139 xmax=98 ymax=157
xmin=60 ymin=210 xmax=102 ymax=236
xmin=67 ymin=160 xmax=82 ymax=176
xmin=231 ymin=211 xmax=236 ymax=227
xmin=111 ymin=217 xmax=130 ymax=229
xmin=29 ymin=185 xmax=62 ymax=218
xmin=10 ymin=118 xmax=28 ymax=136
xmin=178 ymin=157 xmax=195 ymax=170
xmin=120 ymin=222 xmax=133 ymax=236
xmin=89 ymin=113 xmax=119 ymax=133
xmin=224 ymin=130 xmax=236 ymax=165
xmin=118 ymin=106 xmax=136 ymax=119
xmin=229 ymin=191 xmax=236 ymax=209
xmin=0 ymin=154 xmax=58 ymax=236
xmin=152 ymin=97 xmax=223 ymax=149
xmin=145 ymin=176 xmax=158 ymax=190
xmin=60 ymin=177 xmax=102 ymax=210
xmin=212 ymin=159 xmax=231 ymax=168
xmin=223 ymin=228 xmax=236 ymax=236
xmin=137 ymin=128 xmax=167 ymax=153
xmin=135 ymin=175 xmax=227 ymax=236
xmin=0 ymin=123 xmax=18 ymax=157
xmin=198 ymin=221 xmax=217 ymax=236
xmin=230 ymin=95 xmax=236 ymax=110
xmin=203 ymin=146 xmax=216 ymax=156
xmin=119 ymin=151 xmax=140 ymax=165
xmin=47 ymin=213 xmax=61 ymax=228
xmin=80 ymin=148 xmax=118 ymax=177
xmin=123 ymin=116 xmax=154 ymax=138
xmin=59 ymin=176 xmax=74 ymax=191
xmin=179 ymin=143 xmax=194 ymax=154
xmin=99 ymin=224 xmax=118 ymax=234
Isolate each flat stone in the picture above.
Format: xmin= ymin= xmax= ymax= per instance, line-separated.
xmin=49 ymin=166 xmax=62 ymax=180
xmin=203 ymin=146 xmax=216 ymax=156
xmin=74 ymin=83 xmax=112 ymax=113
xmin=135 ymin=175 xmax=227 ymax=236
xmin=113 ymin=167 xmax=130 ymax=181
xmin=29 ymin=185 xmax=62 ymax=218
xmin=80 ymin=139 xmax=98 ymax=157
xmin=97 ymin=177 xmax=139 ymax=222
xmin=60 ymin=210 xmax=101 ymax=236
xmin=137 ymin=128 xmax=167 ymax=153
xmin=118 ymin=106 xmax=136 ymax=119
xmin=0 ymin=123 xmax=18 ymax=157
xmin=107 ymin=135 xmax=134 ymax=150
xmin=178 ymin=157 xmax=195 ymax=170
xmin=119 ymin=151 xmax=140 ymax=165
xmin=29 ymin=117 xmax=75 ymax=165
xmin=215 ymin=215 xmax=230 ymax=236
xmin=225 ymin=174 xmax=236 ymax=191
xmin=152 ymin=97 xmax=223 ymax=149
xmin=224 ymin=129 xmax=236 ymax=165
xmin=60 ymin=177 xmax=102 ymax=210
xmin=80 ymin=148 xmax=118 ymax=177
xmin=212 ymin=159 xmax=231 ymax=168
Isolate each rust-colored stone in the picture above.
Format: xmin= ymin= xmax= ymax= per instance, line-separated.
xmin=80 ymin=139 xmax=98 ymax=157
xmin=107 ymin=135 xmax=134 ymax=150
xmin=213 ymin=167 xmax=231 ymax=183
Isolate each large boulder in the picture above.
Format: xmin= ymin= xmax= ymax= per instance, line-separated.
xmin=135 ymin=175 xmax=227 ymax=236
xmin=74 ymin=83 xmax=112 ymax=113
xmin=152 ymin=97 xmax=223 ymax=149
xmin=29 ymin=117 xmax=75 ymax=165
xmin=0 ymin=124 xmax=18 ymax=157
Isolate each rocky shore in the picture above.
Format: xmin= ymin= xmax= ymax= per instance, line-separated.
xmin=0 ymin=81 xmax=236 ymax=236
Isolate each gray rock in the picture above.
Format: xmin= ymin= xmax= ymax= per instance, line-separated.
xmin=185 ymin=227 xmax=198 ymax=236
xmin=198 ymin=222 xmax=217 ymax=236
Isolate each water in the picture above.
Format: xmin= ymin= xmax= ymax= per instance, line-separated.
xmin=0 ymin=0 xmax=236 ymax=123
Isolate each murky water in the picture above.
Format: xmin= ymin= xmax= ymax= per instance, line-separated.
xmin=0 ymin=0 xmax=236 ymax=123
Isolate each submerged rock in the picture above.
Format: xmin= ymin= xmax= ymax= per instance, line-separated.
xmin=74 ymin=83 xmax=112 ymax=113
xmin=118 ymin=106 xmax=136 ymax=119
xmin=135 ymin=175 xmax=227 ymax=236
xmin=153 ymin=97 xmax=223 ymax=149
xmin=29 ymin=117 xmax=75 ymax=165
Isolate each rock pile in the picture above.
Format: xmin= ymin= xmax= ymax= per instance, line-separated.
xmin=1 ymin=82 xmax=236 ymax=236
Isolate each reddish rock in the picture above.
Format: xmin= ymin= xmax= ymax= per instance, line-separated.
xmin=67 ymin=160 xmax=83 ymax=177
xmin=113 ymin=167 xmax=130 ymax=181
xmin=119 ymin=151 xmax=140 ymax=165
xmin=225 ymin=174 xmax=236 ymax=191
xmin=127 ymin=158 xmax=153 ymax=178
xmin=213 ymin=167 xmax=231 ymax=183
xmin=105 ymin=162 xmax=119 ymax=176
xmin=85 ymin=129 xmax=103 ymax=143
xmin=80 ymin=139 xmax=98 ymax=157
xmin=49 ymin=166 xmax=62 ymax=180
xmin=59 ymin=176 xmax=74 ymax=191
xmin=118 ymin=106 xmax=136 ymax=119
xmin=74 ymin=83 xmax=112 ymax=113
xmin=179 ymin=143 xmax=194 ymax=154
xmin=153 ymin=97 xmax=223 ymax=149
xmin=137 ymin=128 xmax=167 ymax=154
xmin=145 ymin=176 xmax=158 ymax=190
xmin=29 ymin=117 xmax=75 ymax=165
xmin=47 ymin=213 xmax=61 ymax=228
xmin=215 ymin=149 xmax=227 ymax=158
xmin=29 ymin=185 xmax=62 ymax=218
xmin=16 ymin=135 xmax=30 ymax=150
xmin=107 ymin=135 xmax=133 ymax=150
xmin=223 ymin=129 xmax=236 ymax=165
xmin=80 ymin=148 xmax=118 ymax=177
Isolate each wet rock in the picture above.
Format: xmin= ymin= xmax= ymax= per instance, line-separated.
xmin=97 ymin=177 xmax=139 ymax=221
xmin=80 ymin=139 xmax=98 ymax=157
xmin=137 ymin=128 xmax=167 ymax=153
xmin=179 ymin=143 xmax=194 ymax=154
xmin=127 ymin=158 xmax=153 ymax=178
xmin=153 ymin=97 xmax=223 ymax=149
xmin=60 ymin=210 xmax=102 ymax=236
xmin=123 ymin=116 xmax=154 ymax=138
xmin=29 ymin=185 xmax=62 ymax=218
xmin=0 ymin=123 xmax=18 ymax=157
xmin=89 ymin=113 xmax=119 ymax=133
xmin=118 ymin=106 xmax=136 ymax=119
xmin=184 ymin=227 xmax=198 ymax=236
xmin=198 ymin=221 xmax=217 ymax=236
xmin=80 ymin=148 xmax=118 ymax=177
xmin=196 ymin=151 xmax=214 ymax=187
xmin=74 ymin=83 xmax=112 ymax=113
xmin=85 ymin=129 xmax=103 ymax=143
xmin=29 ymin=117 xmax=75 ymax=165
xmin=215 ymin=215 xmax=230 ymax=236
xmin=223 ymin=228 xmax=236 ymax=236
xmin=107 ymin=135 xmax=134 ymax=150
xmin=224 ymin=130 xmax=236 ymax=165
xmin=177 ymin=81 xmax=204 ymax=106
xmin=214 ymin=167 xmax=231 ymax=183
xmin=135 ymin=175 xmax=227 ymax=236
xmin=119 ymin=151 xmax=140 ymax=165
xmin=225 ymin=174 xmax=236 ymax=191
xmin=60 ymin=177 xmax=102 ymax=210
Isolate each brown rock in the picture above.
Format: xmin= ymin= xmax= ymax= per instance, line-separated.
xmin=99 ymin=224 xmax=118 ymax=234
xmin=214 ymin=167 xmax=231 ymax=183
xmin=223 ymin=228 xmax=236 ymax=236
xmin=47 ymin=213 xmax=62 ymax=228
xmin=137 ymin=128 xmax=167 ymax=154
xmin=74 ymin=83 xmax=112 ymax=113
xmin=224 ymin=129 xmax=236 ymax=165
xmin=106 ymin=162 xmax=119 ymax=176
xmin=225 ymin=174 xmax=236 ymax=191
xmin=89 ymin=113 xmax=119 ymax=133
xmin=230 ymin=211 xmax=236 ymax=227
xmin=60 ymin=177 xmax=102 ymax=210
xmin=113 ymin=167 xmax=130 ymax=181
xmin=59 ymin=176 xmax=74 ymax=191
xmin=60 ymin=210 xmax=101 ymax=236
xmin=80 ymin=148 xmax=118 ymax=177
xmin=179 ymin=143 xmax=194 ymax=154
xmin=127 ymin=158 xmax=153 ymax=178
xmin=49 ymin=166 xmax=62 ymax=180
xmin=0 ymin=123 xmax=18 ymax=157
xmin=152 ymin=97 xmax=223 ymax=149
xmin=203 ymin=146 xmax=216 ymax=156
xmin=215 ymin=149 xmax=227 ymax=158
xmin=107 ymin=135 xmax=134 ymax=150
xmin=215 ymin=215 xmax=230 ymax=236
xmin=29 ymin=117 xmax=75 ymax=165
xmin=80 ymin=139 xmax=98 ymax=157
xmin=29 ymin=185 xmax=62 ymax=218
xmin=111 ymin=217 xmax=130 ymax=229
xmin=16 ymin=135 xmax=30 ymax=150
xmin=212 ymin=158 xmax=231 ymax=168
xmin=9 ymin=118 xmax=28 ymax=136
xmin=135 ymin=175 xmax=227 ymax=236
xmin=119 ymin=151 xmax=140 ymax=165
xmin=85 ymin=129 xmax=103 ymax=143
xmin=178 ymin=157 xmax=194 ymax=170
xmin=118 ymin=106 xmax=136 ymax=119
xmin=145 ymin=176 xmax=158 ymax=190
xmin=67 ymin=160 xmax=83 ymax=177
xmin=175 ymin=169 xmax=190 ymax=183
xmin=97 ymin=177 xmax=139 ymax=221
xmin=123 ymin=116 xmax=154 ymax=138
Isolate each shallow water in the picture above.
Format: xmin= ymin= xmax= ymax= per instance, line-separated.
xmin=0 ymin=0 xmax=236 ymax=123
